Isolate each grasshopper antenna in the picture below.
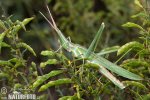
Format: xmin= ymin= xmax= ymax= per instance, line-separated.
xmin=39 ymin=11 xmax=55 ymax=29
xmin=46 ymin=5 xmax=57 ymax=29
xmin=40 ymin=5 xmax=73 ymax=50
xmin=39 ymin=5 xmax=61 ymax=33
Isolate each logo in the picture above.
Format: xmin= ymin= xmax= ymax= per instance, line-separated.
xmin=0 ymin=87 xmax=38 ymax=100
xmin=1 ymin=87 xmax=7 ymax=94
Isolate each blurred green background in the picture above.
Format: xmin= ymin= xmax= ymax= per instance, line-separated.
xmin=0 ymin=0 xmax=138 ymax=61
xmin=1 ymin=0 xmax=149 ymax=100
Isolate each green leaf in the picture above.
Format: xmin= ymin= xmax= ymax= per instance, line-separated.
xmin=58 ymin=96 xmax=73 ymax=100
xmin=0 ymin=60 xmax=13 ymax=67
xmin=123 ymin=81 xmax=147 ymax=90
xmin=97 ymin=46 xmax=120 ymax=56
xmin=122 ymin=22 xmax=144 ymax=31
xmin=11 ymin=17 xmax=34 ymax=35
xmin=0 ymin=72 xmax=9 ymax=79
xmin=0 ymin=31 xmax=8 ymax=52
xmin=16 ymin=20 xmax=26 ymax=31
xmin=8 ymin=58 xmax=18 ymax=63
xmin=58 ymin=95 xmax=79 ymax=100
xmin=33 ymin=70 xmax=64 ymax=89
xmin=38 ymin=78 xmax=72 ymax=92
xmin=131 ymin=12 xmax=147 ymax=18
xmin=1 ymin=42 xmax=11 ymax=48
xmin=0 ymin=20 xmax=7 ymax=30
xmin=134 ymin=0 xmax=143 ymax=8
xmin=84 ymin=63 xmax=99 ymax=69
xmin=40 ymin=59 xmax=59 ymax=68
xmin=141 ymin=93 xmax=150 ymax=100
xmin=121 ymin=59 xmax=150 ymax=68
xmin=14 ymin=60 xmax=25 ymax=68
xmin=117 ymin=41 xmax=144 ymax=56
xmin=17 ymin=42 xmax=36 ymax=56
xmin=14 ymin=83 xmax=22 ymax=90
xmin=41 ymin=50 xmax=55 ymax=57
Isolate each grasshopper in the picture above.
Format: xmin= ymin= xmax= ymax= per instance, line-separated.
xmin=40 ymin=6 xmax=142 ymax=89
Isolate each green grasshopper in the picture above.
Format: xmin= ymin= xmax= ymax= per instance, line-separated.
xmin=40 ymin=6 xmax=143 ymax=89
